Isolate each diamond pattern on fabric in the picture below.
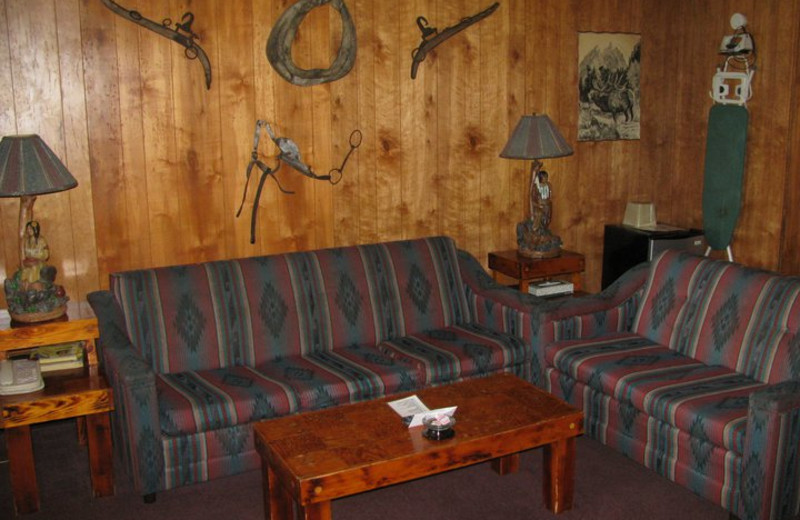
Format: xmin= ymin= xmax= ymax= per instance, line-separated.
xmin=619 ymin=400 xmax=639 ymax=433
xmin=259 ymin=282 xmax=288 ymax=338
xmin=464 ymin=343 xmax=492 ymax=373
xmin=406 ymin=264 xmax=432 ymax=314
xmin=689 ymin=416 xmax=712 ymax=472
xmin=712 ymin=294 xmax=740 ymax=351
xmin=218 ymin=425 xmax=248 ymax=457
xmin=650 ymin=278 xmax=676 ymax=330
xmin=174 ymin=294 xmax=206 ymax=352
xmin=335 ymin=273 xmax=362 ymax=326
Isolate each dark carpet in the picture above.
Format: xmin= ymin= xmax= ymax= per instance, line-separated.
xmin=0 ymin=419 xmax=728 ymax=519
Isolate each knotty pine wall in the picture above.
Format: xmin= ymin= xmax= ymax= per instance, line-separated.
xmin=0 ymin=0 xmax=799 ymax=308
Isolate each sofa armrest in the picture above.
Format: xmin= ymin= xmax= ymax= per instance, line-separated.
xmin=88 ymin=290 xmax=164 ymax=497
xmin=457 ymin=250 xmax=553 ymax=384
xmin=539 ymin=261 xmax=650 ymax=345
xmin=739 ymin=380 xmax=800 ymax=520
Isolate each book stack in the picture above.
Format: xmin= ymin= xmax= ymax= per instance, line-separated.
xmin=30 ymin=342 xmax=84 ymax=372
xmin=529 ymin=280 xmax=575 ymax=297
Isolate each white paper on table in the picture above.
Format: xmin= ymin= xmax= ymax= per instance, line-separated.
xmin=387 ymin=395 xmax=457 ymax=428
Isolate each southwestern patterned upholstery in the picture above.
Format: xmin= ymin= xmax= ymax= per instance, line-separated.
xmin=88 ymin=236 xmax=543 ymax=499
xmin=540 ymin=249 xmax=800 ymax=520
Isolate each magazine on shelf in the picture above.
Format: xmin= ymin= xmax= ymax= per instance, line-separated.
xmin=29 ymin=342 xmax=84 ymax=372
xmin=529 ymin=280 xmax=574 ymax=297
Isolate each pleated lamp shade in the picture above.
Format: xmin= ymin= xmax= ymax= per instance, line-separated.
xmin=500 ymin=114 xmax=573 ymax=160
xmin=0 ymin=135 xmax=77 ymax=197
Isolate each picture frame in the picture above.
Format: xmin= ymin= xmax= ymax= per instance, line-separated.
xmin=578 ymin=32 xmax=641 ymax=141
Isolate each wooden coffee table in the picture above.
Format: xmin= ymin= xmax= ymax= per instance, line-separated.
xmin=254 ymin=373 xmax=583 ymax=519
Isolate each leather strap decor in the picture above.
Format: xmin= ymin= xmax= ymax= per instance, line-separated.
xmin=267 ymin=0 xmax=357 ymax=86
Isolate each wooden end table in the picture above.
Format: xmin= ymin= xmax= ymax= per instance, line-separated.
xmin=254 ymin=373 xmax=583 ymax=519
xmin=0 ymin=302 xmax=114 ymax=514
xmin=488 ymin=249 xmax=586 ymax=294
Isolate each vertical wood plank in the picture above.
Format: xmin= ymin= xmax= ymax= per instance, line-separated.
xmin=113 ymin=2 xmax=152 ymax=269
xmin=0 ymin=0 xmax=19 ymax=303
xmin=400 ymin=0 xmax=438 ymax=240
xmin=137 ymin=0 xmax=182 ymax=267
xmin=309 ymin=5 xmax=334 ymax=249
xmin=170 ymin=0 xmax=225 ymax=263
xmin=55 ymin=0 xmax=100 ymax=299
xmin=355 ymin=0 xmax=378 ymax=245
xmin=374 ymin=0 xmax=402 ymax=242
xmin=272 ymin=0 xmax=316 ymax=252
xmin=81 ymin=0 xmax=127 ymax=283
xmin=217 ymin=0 xmax=256 ymax=258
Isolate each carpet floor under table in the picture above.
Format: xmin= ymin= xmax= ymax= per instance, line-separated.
xmin=0 ymin=419 xmax=728 ymax=520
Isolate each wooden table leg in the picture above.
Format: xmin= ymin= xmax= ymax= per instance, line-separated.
xmin=570 ymin=272 xmax=583 ymax=292
xmin=266 ymin=465 xmax=293 ymax=520
xmin=491 ymin=453 xmax=520 ymax=475
xmin=300 ymin=501 xmax=332 ymax=520
xmin=543 ymin=437 xmax=575 ymax=513
xmin=86 ymin=412 xmax=114 ymax=497
xmin=7 ymin=425 xmax=39 ymax=514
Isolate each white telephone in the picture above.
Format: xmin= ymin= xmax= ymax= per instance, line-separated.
xmin=0 ymin=358 xmax=44 ymax=395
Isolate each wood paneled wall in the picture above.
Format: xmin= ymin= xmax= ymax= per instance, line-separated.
xmin=0 ymin=0 xmax=798 ymax=308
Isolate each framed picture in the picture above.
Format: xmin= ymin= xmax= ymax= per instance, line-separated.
xmin=578 ymin=32 xmax=641 ymax=141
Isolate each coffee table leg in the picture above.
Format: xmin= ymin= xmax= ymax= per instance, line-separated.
xmin=491 ymin=453 xmax=520 ymax=475
xmin=7 ymin=425 xmax=39 ymax=514
xmin=300 ymin=501 xmax=332 ymax=520
xmin=266 ymin=465 xmax=293 ymax=520
xmin=543 ymin=437 xmax=575 ymax=513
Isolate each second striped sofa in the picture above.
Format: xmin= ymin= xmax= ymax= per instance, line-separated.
xmin=540 ymin=249 xmax=800 ymax=520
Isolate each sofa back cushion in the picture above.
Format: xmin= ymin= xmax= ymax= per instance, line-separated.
xmin=633 ymin=250 xmax=800 ymax=383
xmin=110 ymin=236 xmax=470 ymax=374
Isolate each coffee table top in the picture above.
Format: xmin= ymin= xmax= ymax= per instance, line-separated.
xmin=254 ymin=373 xmax=583 ymax=504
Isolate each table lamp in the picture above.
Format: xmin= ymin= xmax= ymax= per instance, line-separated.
xmin=500 ymin=114 xmax=573 ymax=258
xmin=0 ymin=134 xmax=78 ymax=322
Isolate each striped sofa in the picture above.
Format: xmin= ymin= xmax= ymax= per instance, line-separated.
xmin=540 ymin=249 xmax=800 ymax=520
xmin=88 ymin=236 xmax=543 ymax=500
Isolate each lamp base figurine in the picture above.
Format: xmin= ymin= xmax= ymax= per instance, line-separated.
xmin=3 ymin=221 xmax=68 ymax=323
xmin=516 ymin=218 xmax=562 ymax=258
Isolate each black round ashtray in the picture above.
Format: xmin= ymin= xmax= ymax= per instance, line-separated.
xmin=422 ymin=416 xmax=456 ymax=441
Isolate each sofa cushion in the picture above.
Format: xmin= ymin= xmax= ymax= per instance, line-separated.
xmin=545 ymin=332 xmax=765 ymax=454
xmin=157 ymin=345 xmax=419 ymax=436
xmin=378 ymin=323 xmax=528 ymax=385
xmin=633 ymin=250 xmax=800 ymax=383
xmin=111 ymin=236 xmax=471 ymax=374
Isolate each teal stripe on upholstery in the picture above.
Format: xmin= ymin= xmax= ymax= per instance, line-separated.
xmin=112 ymin=270 xmax=170 ymax=373
xmin=360 ymin=243 xmax=405 ymax=340
xmin=739 ymin=278 xmax=800 ymax=382
xmin=205 ymin=261 xmax=254 ymax=368
xmin=427 ymin=237 xmax=471 ymax=326
xmin=286 ymin=252 xmax=333 ymax=355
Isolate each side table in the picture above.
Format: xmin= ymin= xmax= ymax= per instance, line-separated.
xmin=488 ymin=249 xmax=586 ymax=294
xmin=0 ymin=303 xmax=114 ymax=514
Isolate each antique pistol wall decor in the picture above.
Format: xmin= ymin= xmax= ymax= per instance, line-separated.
xmin=410 ymin=2 xmax=500 ymax=79
xmin=101 ymin=0 xmax=212 ymax=89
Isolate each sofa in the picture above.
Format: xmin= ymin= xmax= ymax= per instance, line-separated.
xmin=88 ymin=236 xmax=545 ymax=500
xmin=538 ymin=249 xmax=800 ymax=520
